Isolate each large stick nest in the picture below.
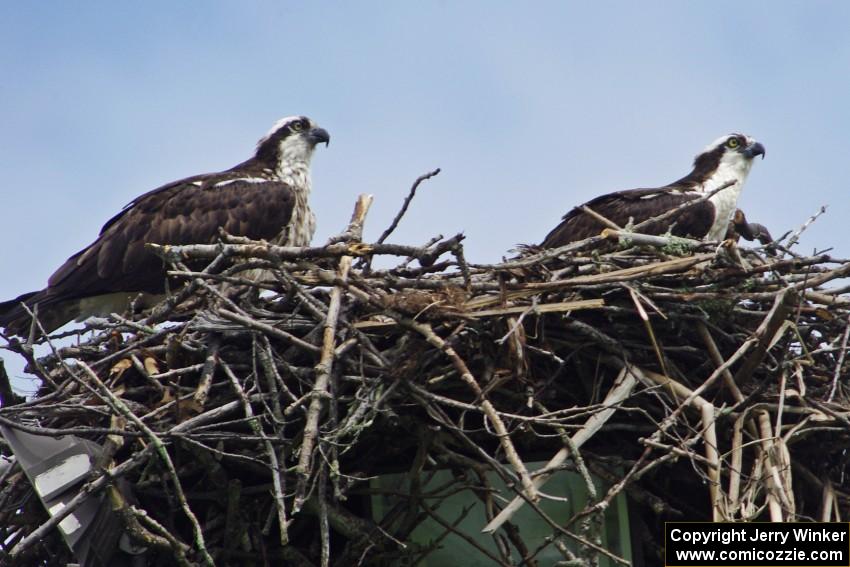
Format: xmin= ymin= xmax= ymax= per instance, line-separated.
xmin=2 ymin=193 xmax=850 ymax=567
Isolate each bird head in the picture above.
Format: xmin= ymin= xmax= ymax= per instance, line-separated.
xmin=707 ymin=133 xmax=764 ymax=159
xmin=678 ymin=132 xmax=765 ymax=192
xmin=255 ymin=115 xmax=330 ymax=170
xmin=695 ymin=132 xmax=764 ymax=173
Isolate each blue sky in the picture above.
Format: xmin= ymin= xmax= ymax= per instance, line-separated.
xmin=2 ymin=2 xmax=850 ymax=390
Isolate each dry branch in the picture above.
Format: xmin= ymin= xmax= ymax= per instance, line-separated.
xmin=482 ymin=365 xmax=638 ymax=534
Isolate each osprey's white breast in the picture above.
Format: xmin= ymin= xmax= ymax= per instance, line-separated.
xmin=703 ymin=154 xmax=754 ymax=241
xmin=273 ymin=131 xmax=318 ymax=247
xmin=273 ymin=164 xmax=314 ymax=247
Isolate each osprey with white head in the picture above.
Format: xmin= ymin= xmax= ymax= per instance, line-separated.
xmin=541 ymin=133 xmax=766 ymax=248
xmin=0 ymin=115 xmax=330 ymax=336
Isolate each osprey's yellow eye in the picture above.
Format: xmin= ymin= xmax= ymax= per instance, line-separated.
xmin=726 ymin=137 xmax=740 ymax=149
xmin=291 ymin=121 xmax=305 ymax=132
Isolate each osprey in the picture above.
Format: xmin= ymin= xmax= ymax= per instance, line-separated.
xmin=541 ymin=133 xmax=766 ymax=248
xmin=0 ymin=115 xmax=329 ymax=336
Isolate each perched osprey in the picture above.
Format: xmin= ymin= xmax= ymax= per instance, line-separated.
xmin=541 ymin=133 xmax=766 ymax=248
xmin=0 ymin=115 xmax=329 ymax=336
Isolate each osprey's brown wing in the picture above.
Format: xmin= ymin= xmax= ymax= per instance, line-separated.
xmin=0 ymin=173 xmax=296 ymax=335
xmin=541 ymin=187 xmax=715 ymax=248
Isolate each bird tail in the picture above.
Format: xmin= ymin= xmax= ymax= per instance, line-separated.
xmin=0 ymin=290 xmax=75 ymax=338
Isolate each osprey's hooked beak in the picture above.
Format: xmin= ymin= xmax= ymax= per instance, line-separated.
xmin=744 ymin=141 xmax=766 ymax=160
xmin=307 ymin=127 xmax=330 ymax=147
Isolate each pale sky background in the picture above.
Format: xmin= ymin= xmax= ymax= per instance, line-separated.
xmin=2 ymin=2 xmax=850 ymax=392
